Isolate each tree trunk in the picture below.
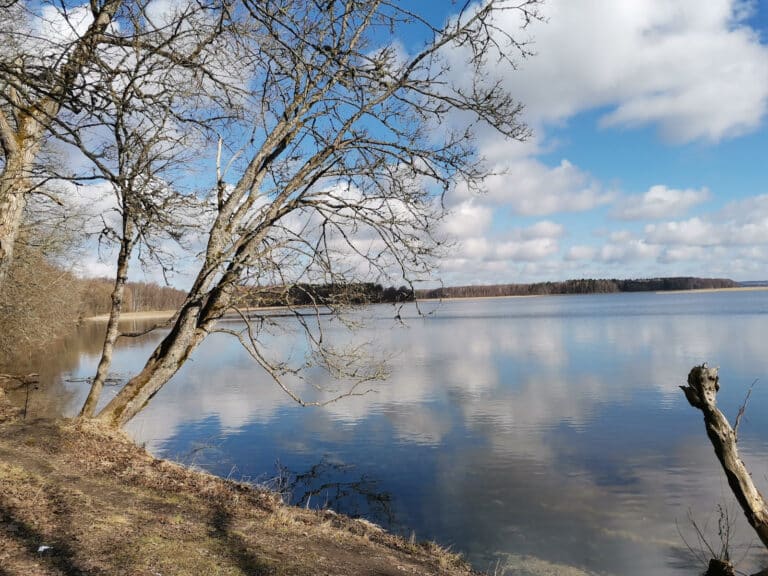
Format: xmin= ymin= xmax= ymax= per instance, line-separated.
xmin=681 ymin=364 xmax=768 ymax=549
xmin=95 ymin=301 xmax=206 ymax=427
xmin=95 ymin=263 xmax=240 ymax=427
xmin=79 ymin=228 xmax=135 ymax=417
xmin=0 ymin=0 xmax=123 ymax=290
xmin=0 ymin=149 xmax=36 ymax=289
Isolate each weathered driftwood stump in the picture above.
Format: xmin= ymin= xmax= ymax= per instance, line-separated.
xmin=682 ymin=364 xmax=768 ymax=550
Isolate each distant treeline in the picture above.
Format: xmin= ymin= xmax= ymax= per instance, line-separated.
xmin=78 ymin=278 xmax=188 ymax=317
xmin=240 ymin=283 xmax=414 ymax=307
xmin=416 ymin=277 xmax=739 ymax=299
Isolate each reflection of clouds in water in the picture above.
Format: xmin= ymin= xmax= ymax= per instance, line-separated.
xmin=118 ymin=295 xmax=768 ymax=453
xmin=121 ymin=303 xmax=569 ymax=447
xmin=381 ymin=405 xmax=453 ymax=446
xmin=50 ymin=294 xmax=768 ymax=574
xmin=459 ymin=373 xmax=614 ymax=461
xmin=596 ymin=314 xmax=768 ymax=398
xmin=128 ymin=335 xmax=303 ymax=449
xmin=428 ymin=435 xmax=768 ymax=575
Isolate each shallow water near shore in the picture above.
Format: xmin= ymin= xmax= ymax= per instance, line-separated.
xmin=19 ymin=291 xmax=768 ymax=575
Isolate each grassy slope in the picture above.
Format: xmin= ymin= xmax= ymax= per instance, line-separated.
xmin=0 ymin=391 xmax=474 ymax=576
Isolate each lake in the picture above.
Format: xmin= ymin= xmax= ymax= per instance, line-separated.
xmin=16 ymin=290 xmax=768 ymax=575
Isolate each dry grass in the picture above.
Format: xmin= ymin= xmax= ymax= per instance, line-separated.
xmin=0 ymin=391 xmax=477 ymax=576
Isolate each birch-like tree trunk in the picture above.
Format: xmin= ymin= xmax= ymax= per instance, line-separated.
xmin=0 ymin=163 xmax=29 ymax=288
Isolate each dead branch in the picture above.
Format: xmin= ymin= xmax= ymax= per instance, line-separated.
xmin=681 ymin=364 xmax=768 ymax=550
xmin=734 ymin=379 xmax=758 ymax=438
xmin=0 ymin=372 xmax=39 ymax=389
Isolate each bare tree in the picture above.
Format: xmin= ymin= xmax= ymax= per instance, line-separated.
xmin=0 ymin=0 xmax=124 ymax=289
xmin=56 ymin=2 xmax=236 ymax=416
xmin=0 ymin=226 xmax=83 ymax=357
xmin=87 ymin=0 xmax=542 ymax=427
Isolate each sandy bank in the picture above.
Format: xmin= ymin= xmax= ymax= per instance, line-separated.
xmin=84 ymin=309 xmax=177 ymax=322
xmin=654 ymin=286 xmax=768 ymax=294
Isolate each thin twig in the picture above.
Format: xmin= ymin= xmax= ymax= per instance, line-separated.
xmin=734 ymin=379 xmax=758 ymax=439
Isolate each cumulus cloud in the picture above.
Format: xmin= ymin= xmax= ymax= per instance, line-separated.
xmin=495 ymin=237 xmax=559 ymax=261
xmin=37 ymin=1 xmax=768 ymax=288
xmin=520 ymin=220 xmax=564 ymax=239
xmin=456 ymin=158 xmax=613 ymax=216
xmin=438 ymin=219 xmax=565 ymax=283
xmin=501 ymin=0 xmax=768 ymax=142
xmin=599 ymin=237 xmax=660 ymax=263
xmin=37 ymin=5 xmax=94 ymax=43
xmin=564 ymin=245 xmax=596 ymax=261
xmin=646 ymin=195 xmax=768 ymax=247
xmin=645 ymin=217 xmax=721 ymax=246
xmin=441 ymin=200 xmax=493 ymax=238
xmin=427 ymin=0 xmax=768 ymax=284
xmin=614 ymin=185 xmax=710 ymax=220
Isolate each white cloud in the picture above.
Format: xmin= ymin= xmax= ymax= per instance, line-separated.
xmin=520 ymin=220 xmax=564 ymax=239
xmin=435 ymin=217 xmax=566 ymax=284
xmin=656 ymin=245 xmax=710 ymax=263
xmin=564 ymin=245 xmax=596 ymax=261
xmin=426 ymin=0 xmax=768 ymax=285
xmin=495 ymin=237 xmax=559 ymax=261
xmin=459 ymin=158 xmax=613 ymax=216
xmin=501 ymin=0 xmax=768 ymax=142
xmin=38 ymin=5 xmax=94 ymax=43
xmin=441 ymin=200 xmax=493 ymax=238
xmin=74 ymin=255 xmax=117 ymax=278
xmin=599 ymin=237 xmax=660 ymax=262
xmin=645 ymin=208 xmax=768 ymax=247
xmin=614 ymin=185 xmax=710 ymax=220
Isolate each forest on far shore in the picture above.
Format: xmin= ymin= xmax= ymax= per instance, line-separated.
xmin=0 ymin=268 xmax=741 ymax=361
xmin=415 ymin=277 xmax=739 ymax=300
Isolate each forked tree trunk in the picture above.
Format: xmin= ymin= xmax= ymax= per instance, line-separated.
xmin=95 ymin=301 xmax=208 ymax=427
xmin=95 ymin=274 xmax=236 ymax=427
xmin=681 ymin=364 xmax=768 ymax=550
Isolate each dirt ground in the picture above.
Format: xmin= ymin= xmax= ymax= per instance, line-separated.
xmin=0 ymin=389 xmax=476 ymax=576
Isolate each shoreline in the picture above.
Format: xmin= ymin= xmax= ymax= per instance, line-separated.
xmin=84 ymin=309 xmax=177 ymax=322
xmin=418 ymin=286 xmax=768 ymax=302
xmin=83 ymin=286 xmax=768 ymax=322
xmin=654 ymin=286 xmax=768 ymax=294
xmin=0 ymin=392 xmax=475 ymax=576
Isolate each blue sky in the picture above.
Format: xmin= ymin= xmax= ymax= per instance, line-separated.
xmin=62 ymin=0 xmax=768 ymax=287
xmin=425 ymin=0 xmax=768 ymax=285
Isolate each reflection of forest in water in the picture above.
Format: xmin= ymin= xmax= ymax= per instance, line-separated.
xmin=1 ymin=320 xmax=161 ymax=419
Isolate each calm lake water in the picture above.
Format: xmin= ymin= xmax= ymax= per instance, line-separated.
xmin=16 ymin=291 xmax=768 ymax=575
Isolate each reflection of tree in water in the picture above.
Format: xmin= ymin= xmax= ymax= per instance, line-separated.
xmin=265 ymin=457 xmax=396 ymax=530
xmin=0 ymin=320 xmax=162 ymax=418
xmin=0 ymin=328 xmax=89 ymax=418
